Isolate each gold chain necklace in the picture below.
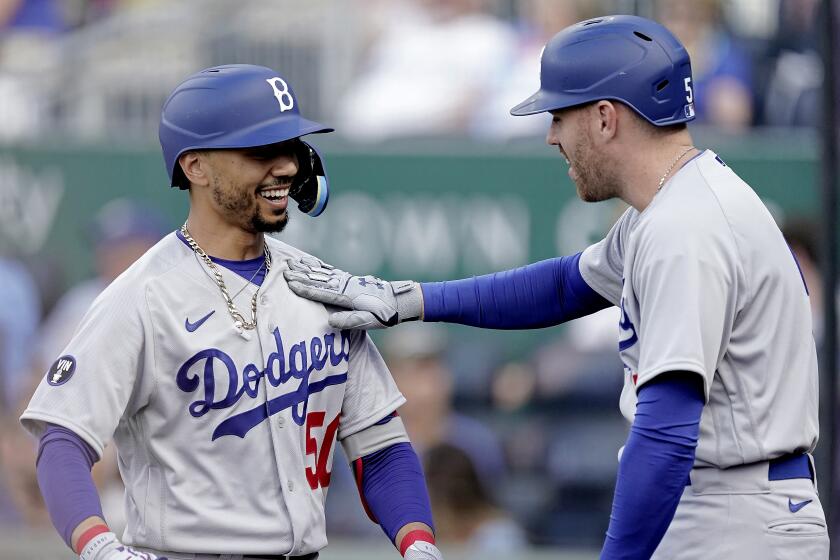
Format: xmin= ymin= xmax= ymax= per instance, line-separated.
xmin=180 ymin=222 xmax=271 ymax=331
xmin=657 ymin=146 xmax=696 ymax=192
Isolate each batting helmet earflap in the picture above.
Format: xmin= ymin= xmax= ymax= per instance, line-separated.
xmin=159 ymin=64 xmax=334 ymax=217
xmin=510 ymin=15 xmax=696 ymax=126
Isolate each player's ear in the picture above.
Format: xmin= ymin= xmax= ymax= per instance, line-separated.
xmin=179 ymin=151 xmax=210 ymax=188
xmin=593 ymin=100 xmax=618 ymax=141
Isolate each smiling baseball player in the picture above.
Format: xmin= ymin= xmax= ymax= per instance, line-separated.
xmin=21 ymin=65 xmax=442 ymax=560
xmin=283 ymin=16 xmax=829 ymax=560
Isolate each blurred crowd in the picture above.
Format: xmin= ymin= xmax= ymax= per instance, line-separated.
xmin=0 ymin=199 xmax=167 ymax=534
xmin=0 ymin=0 xmax=832 ymax=553
xmin=0 ymin=0 xmax=828 ymax=143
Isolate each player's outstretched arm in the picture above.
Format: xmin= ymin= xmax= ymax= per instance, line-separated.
xmin=37 ymin=425 xmax=168 ymax=560
xmin=285 ymin=253 xmax=612 ymax=330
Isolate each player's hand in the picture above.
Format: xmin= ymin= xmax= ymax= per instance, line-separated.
xmin=80 ymin=531 xmax=168 ymax=560
xmin=283 ymin=257 xmax=423 ymax=330
xmin=404 ymin=541 xmax=444 ymax=560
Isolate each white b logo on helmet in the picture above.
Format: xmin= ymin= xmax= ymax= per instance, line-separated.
xmin=266 ymin=77 xmax=295 ymax=112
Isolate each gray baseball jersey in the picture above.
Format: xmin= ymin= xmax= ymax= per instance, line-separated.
xmin=579 ymin=150 xmax=819 ymax=468
xmin=21 ymin=233 xmax=405 ymax=556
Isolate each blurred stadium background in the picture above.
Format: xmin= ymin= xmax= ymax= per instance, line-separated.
xmin=0 ymin=0 xmax=834 ymax=558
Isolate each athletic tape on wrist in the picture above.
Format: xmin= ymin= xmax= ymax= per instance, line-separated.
xmin=76 ymin=524 xmax=110 ymax=555
xmin=399 ymin=529 xmax=435 ymax=557
xmin=80 ymin=530 xmax=116 ymax=560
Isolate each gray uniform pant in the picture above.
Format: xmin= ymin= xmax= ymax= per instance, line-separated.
xmin=653 ymin=459 xmax=829 ymax=559
xmin=135 ymin=549 xmax=318 ymax=560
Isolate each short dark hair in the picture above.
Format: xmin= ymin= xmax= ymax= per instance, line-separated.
xmin=649 ymin=122 xmax=688 ymax=136
xmin=583 ymin=100 xmax=688 ymax=136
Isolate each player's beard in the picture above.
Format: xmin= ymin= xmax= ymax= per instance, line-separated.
xmin=211 ymin=175 xmax=289 ymax=234
xmin=252 ymin=209 xmax=289 ymax=234
xmin=571 ymin=126 xmax=620 ymax=203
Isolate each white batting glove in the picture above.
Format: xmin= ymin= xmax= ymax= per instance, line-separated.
xmin=404 ymin=541 xmax=444 ymax=560
xmin=80 ymin=531 xmax=168 ymax=560
xmin=284 ymin=257 xmax=423 ymax=330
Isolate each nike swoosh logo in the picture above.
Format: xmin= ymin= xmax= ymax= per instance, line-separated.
xmin=789 ymin=499 xmax=813 ymax=513
xmin=185 ymin=310 xmax=215 ymax=332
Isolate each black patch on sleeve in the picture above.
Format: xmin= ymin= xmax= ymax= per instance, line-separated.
xmin=47 ymin=355 xmax=76 ymax=386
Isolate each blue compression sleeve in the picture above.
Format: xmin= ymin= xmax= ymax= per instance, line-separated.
xmin=357 ymin=442 xmax=434 ymax=543
xmin=600 ymin=373 xmax=704 ymax=560
xmin=421 ymin=252 xmax=611 ymax=329
xmin=36 ymin=424 xmax=103 ymax=547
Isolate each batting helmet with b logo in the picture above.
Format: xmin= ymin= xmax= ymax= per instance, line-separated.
xmin=159 ymin=64 xmax=333 ymax=216
xmin=510 ymin=15 xmax=695 ymax=126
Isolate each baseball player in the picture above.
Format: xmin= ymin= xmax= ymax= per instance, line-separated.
xmin=283 ymin=16 xmax=830 ymax=559
xmin=20 ymin=65 xmax=443 ymax=560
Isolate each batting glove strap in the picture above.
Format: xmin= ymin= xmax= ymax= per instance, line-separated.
xmin=80 ymin=532 xmax=118 ymax=560
xmin=392 ymin=280 xmax=423 ymax=323
xmin=80 ymin=532 xmax=166 ymax=560
xmin=404 ymin=541 xmax=444 ymax=560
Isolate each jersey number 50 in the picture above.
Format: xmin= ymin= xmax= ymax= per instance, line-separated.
xmin=305 ymin=411 xmax=341 ymax=490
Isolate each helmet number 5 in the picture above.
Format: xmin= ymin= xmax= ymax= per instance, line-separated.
xmin=684 ymin=77 xmax=694 ymax=103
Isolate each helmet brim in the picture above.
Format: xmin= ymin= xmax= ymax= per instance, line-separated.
xmin=167 ymin=116 xmax=334 ymax=188
xmin=510 ymin=88 xmax=590 ymax=117
xmin=219 ymin=116 xmax=334 ymax=148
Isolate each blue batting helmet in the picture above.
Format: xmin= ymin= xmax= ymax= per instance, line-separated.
xmin=159 ymin=64 xmax=333 ymax=217
xmin=510 ymin=15 xmax=695 ymax=126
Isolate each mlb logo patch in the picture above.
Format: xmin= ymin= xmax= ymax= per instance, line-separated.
xmin=684 ymin=103 xmax=695 ymax=119
xmin=47 ymin=355 xmax=76 ymax=386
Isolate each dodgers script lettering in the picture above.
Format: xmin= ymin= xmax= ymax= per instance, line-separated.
xmin=176 ymin=328 xmax=349 ymax=440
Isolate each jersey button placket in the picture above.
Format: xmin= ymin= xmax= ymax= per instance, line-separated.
xmin=266 ymin=400 xmax=301 ymax=547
